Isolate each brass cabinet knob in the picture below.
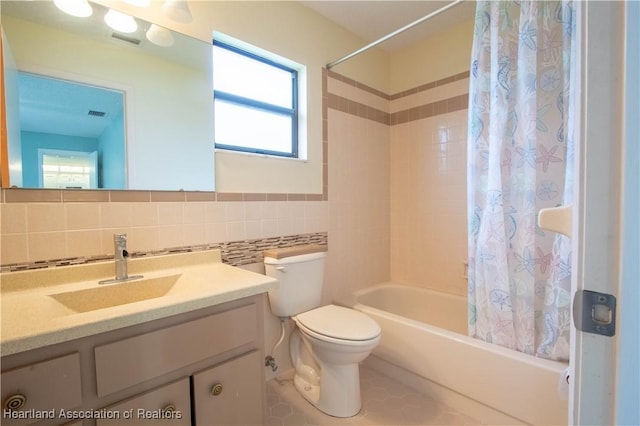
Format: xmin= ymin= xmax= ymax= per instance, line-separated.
xmin=210 ymin=383 xmax=223 ymax=396
xmin=162 ymin=404 xmax=176 ymax=414
xmin=4 ymin=394 xmax=26 ymax=411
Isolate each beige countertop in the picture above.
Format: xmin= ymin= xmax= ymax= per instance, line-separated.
xmin=0 ymin=250 xmax=278 ymax=356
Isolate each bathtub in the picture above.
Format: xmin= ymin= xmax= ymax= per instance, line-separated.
xmin=352 ymin=283 xmax=568 ymax=425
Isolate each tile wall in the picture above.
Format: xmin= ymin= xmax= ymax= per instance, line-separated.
xmin=324 ymin=69 xmax=469 ymax=300
xmin=0 ymin=199 xmax=328 ymax=268
xmin=390 ymin=76 xmax=469 ymax=297
xmin=1 ymin=69 xmax=467 ymax=300
xmin=324 ymin=70 xmax=391 ymax=303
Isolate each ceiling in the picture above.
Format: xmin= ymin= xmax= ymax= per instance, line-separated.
xmin=302 ymin=0 xmax=476 ymax=53
xmin=18 ymin=73 xmax=123 ymax=139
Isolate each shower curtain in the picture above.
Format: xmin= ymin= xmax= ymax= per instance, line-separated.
xmin=467 ymin=0 xmax=575 ymax=361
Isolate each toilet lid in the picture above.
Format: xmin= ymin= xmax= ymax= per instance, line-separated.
xmin=295 ymin=305 xmax=381 ymax=341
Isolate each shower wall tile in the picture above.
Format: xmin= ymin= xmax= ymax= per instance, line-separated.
xmin=390 ymin=78 xmax=469 ymax=113
xmin=389 ymin=73 xmax=468 ymax=295
xmin=390 ymin=106 xmax=469 ymax=297
xmin=327 ymin=78 xmax=389 ymax=112
xmin=325 ymin=105 xmax=391 ymax=304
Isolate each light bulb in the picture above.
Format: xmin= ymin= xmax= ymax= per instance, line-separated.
xmin=53 ymin=0 xmax=93 ymax=18
xmin=123 ymin=0 xmax=151 ymax=6
xmin=104 ymin=9 xmax=138 ymax=34
xmin=162 ymin=0 xmax=192 ymax=23
xmin=146 ymin=24 xmax=174 ymax=47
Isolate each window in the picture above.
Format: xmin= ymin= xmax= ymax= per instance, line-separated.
xmin=213 ymin=40 xmax=298 ymax=157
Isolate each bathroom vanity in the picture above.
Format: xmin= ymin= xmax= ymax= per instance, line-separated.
xmin=0 ymin=250 xmax=277 ymax=426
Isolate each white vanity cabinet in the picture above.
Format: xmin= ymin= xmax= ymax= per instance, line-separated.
xmin=0 ymin=295 xmax=266 ymax=426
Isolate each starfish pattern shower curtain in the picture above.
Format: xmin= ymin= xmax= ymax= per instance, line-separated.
xmin=467 ymin=0 xmax=576 ymax=361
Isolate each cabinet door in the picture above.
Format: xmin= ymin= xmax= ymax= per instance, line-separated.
xmin=96 ymin=378 xmax=191 ymax=426
xmin=1 ymin=353 xmax=82 ymax=426
xmin=192 ymin=350 xmax=263 ymax=426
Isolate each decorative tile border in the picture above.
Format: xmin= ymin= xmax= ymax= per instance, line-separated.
xmin=327 ymin=93 xmax=391 ymax=125
xmin=391 ymin=93 xmax=469 ymax=125
xmin=0 ymin=232 xmax=328 ymax=272
xmin=327 ymin=70 xmax=470 ymax=126
xmin=0 ymin=189 xmax=327 ymax=204
xmin=389 ymin=71 xmax=470 ymax=100
xmin=327 ymin=70 xmax=390 ymax=100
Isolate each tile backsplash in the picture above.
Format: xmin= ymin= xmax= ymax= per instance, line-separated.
xmin=1 ymin=230 xmax=327 ymax=273
xmin=1 ymin=200 xmax=328 ymax=267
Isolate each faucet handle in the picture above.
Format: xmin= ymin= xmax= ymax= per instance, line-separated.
xmin=114 ymin=234 xmax=127 ymax=251
xmin=113 ymin=234 xmax=128 ymax=260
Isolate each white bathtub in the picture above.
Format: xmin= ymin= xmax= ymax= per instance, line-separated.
xmin=353 ymin=283 xmax=568 ymax=425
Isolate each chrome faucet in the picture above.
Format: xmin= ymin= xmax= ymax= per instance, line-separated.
xmin=99 ymin=234 xmax=143 ymax=284
xmin=114 ymin=234 xmax=129 ymax=280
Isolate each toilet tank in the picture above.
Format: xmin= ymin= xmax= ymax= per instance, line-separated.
xmin=263 ymin=245 xmax=327 ymax=317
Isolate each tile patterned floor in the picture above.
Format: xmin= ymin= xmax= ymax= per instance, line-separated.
xmin=265 ymin=366 xmax=481 ymax=426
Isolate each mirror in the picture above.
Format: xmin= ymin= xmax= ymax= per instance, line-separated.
xmin=1 ymin=0 xmax=215 ymax=191
xmin=18 ymin=72 xmax=126 ymax=189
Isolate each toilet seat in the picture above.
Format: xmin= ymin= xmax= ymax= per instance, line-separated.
xmin=294 ymin=305 xmax=381 ymax=342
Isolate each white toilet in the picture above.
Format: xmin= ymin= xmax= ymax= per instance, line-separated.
xmin=264 ymin=245 xmax=381 ymax=418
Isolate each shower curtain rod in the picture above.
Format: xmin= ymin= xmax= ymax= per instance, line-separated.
xmin=326 ymin=0 xmax=465 ymax=69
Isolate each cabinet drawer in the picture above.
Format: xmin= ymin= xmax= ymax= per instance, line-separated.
xmin=1 ymin=353 xmax=82 ymax=426
xmin=95 ymin=303 xmax=257 ymax=397
xmin=192 ymin=350 xmax=263 ymax=426
xmin=96 ymin=378 xmax=191 ymax=426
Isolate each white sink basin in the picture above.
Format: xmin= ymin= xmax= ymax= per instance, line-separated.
xmin=49 ymin=274 xmax=182 ymax=313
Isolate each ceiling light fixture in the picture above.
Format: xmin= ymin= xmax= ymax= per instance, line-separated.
xmin=162 ymin=0 xmax=192 ymax=23
xmin=104 ymin=9 xmax=138 ymax=34
xmin=146 ymin=24 xmax=174 ymax=47
xmin=123 ymin=0 xmax=151 ymax=6
xmin=53 ymin=0 xmax=93 ymax=18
